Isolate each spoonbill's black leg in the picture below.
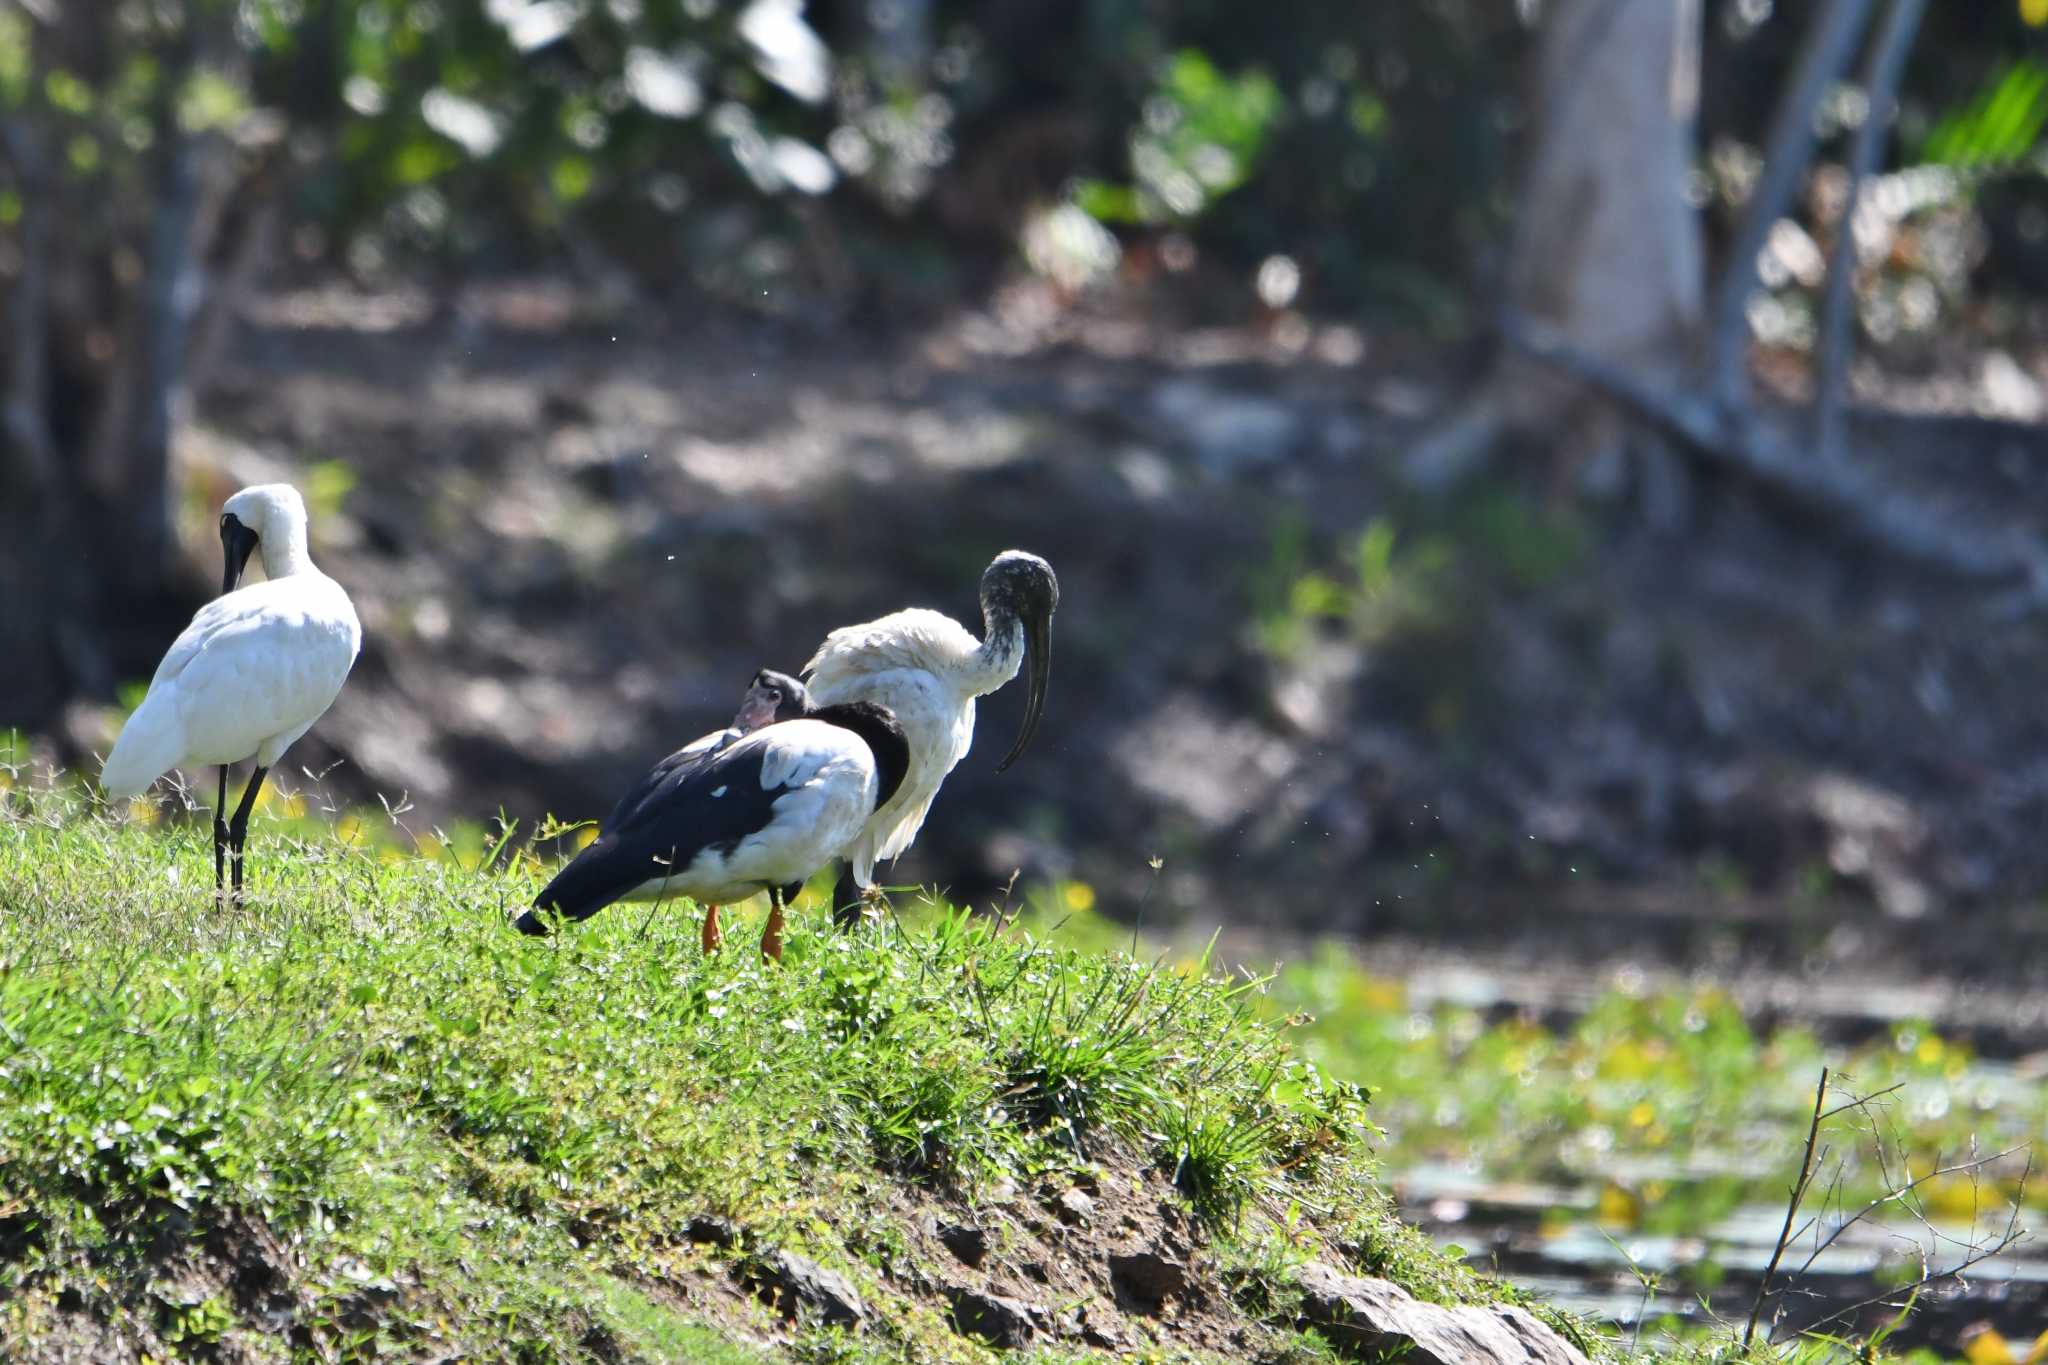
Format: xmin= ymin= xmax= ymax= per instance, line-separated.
xmin=214 ymin=767 xmax=231 ymax=899
xmin=226 ymin=765 xmax=269 ymax=901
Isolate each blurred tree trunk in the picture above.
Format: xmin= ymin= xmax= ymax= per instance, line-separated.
xmin=0 ymin=2 xmax=254 ymax=734
xmin=1508 ymin=0 xmax=1704 ymax=412
xmin=1504 ymin=0 xmax=1704 ymax=512
xmin=1405 ymin=0 xmax=1706 ymax=510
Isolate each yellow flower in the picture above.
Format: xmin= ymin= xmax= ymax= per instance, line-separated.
xmin=1062 ymin=881 xmax=1095 ymax=913
xmin=1964 ymin=1327 xmax=2015 ymax=1365
xmin=1596 ymin=1183 xmax=1640 ymax=1227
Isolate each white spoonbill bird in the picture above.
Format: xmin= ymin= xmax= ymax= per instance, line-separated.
xmin=802 ymin=550 xmax=1058 ymax=918
xmin=100 ymin=484 xmax=361 ymax=899
xmin=515 ymin=699 xmax=908 ymax=961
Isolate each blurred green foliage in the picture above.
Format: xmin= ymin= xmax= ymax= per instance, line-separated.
xmin=1921 ymin=59 xmax=2048 ymax=169
xmin=1074 ymin=49 xmax=1281 ymax=227
xmin=3 ymin=0 xmax=2048 ymax=327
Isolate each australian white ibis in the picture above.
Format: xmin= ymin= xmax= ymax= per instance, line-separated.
xmin=100 ymin=483 xmax=361 ymax=899
xmin=515 ymin=698 xmax=908 ymax=961
xmin=801 ymin=550 xmax=1058 ymax=920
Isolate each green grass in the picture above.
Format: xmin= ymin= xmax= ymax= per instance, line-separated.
xmin=1 ymin=772 xmax=2002 ymax=1362
xmin=0 ymin=779 xmax=1548 ymax=1364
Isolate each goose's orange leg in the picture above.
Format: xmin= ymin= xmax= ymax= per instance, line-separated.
xmin=701 ymin=903 xmax=723 ymax=954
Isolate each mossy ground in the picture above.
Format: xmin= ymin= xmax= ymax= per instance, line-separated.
xmin=0 ymin=780 xmax=1606 ymax=1364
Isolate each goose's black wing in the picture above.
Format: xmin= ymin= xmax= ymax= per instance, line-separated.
xmin=593 ymin=728 xmax=738 ymax=835
xmin=520 ymin=734 xmax=795 ymax=932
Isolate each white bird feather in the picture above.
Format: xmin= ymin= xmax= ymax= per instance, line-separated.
xmin=101 ymin=485 xmax=361 ymax=799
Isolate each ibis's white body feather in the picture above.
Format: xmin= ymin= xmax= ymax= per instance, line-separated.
xmin=100 ymin=504 xmax=360 ymax=799
xmin=803 ymin=606 xmax=1021 ymax=878
xmin=617 ymin=719 xmax=881 ymax=904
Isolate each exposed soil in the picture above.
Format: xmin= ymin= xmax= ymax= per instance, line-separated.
xmin=642 ymin=1143 xmax=1295 ymax=1361
xmin=5 ymin=1138 xmax=1579 ymax=1363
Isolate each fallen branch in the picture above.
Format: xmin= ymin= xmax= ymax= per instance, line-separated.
xmin=1502 ymin=310 xmax=2048 ymax=598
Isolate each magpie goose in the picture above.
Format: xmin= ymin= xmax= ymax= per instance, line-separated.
xmin=516 ymin=700 xmax=909 ymax=960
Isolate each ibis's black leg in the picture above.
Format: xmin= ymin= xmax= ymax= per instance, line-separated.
xmin=226 ymin=765 xmax=268 ymax=901
xmin=830 ymin=867 xmax=862 ymax=931
xmin=213 ymin=767 xmax=230 ymax=899
xmin=761 ymin=886 xmax=786 ymax=963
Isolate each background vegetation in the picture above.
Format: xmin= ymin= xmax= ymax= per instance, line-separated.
xmin=6 ymin=1 xmax=2048 ymax=1359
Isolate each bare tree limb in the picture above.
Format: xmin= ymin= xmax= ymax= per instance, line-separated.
xmin=1752 ymin=1076 xmax=2035 ymax=1346
xmin=1787 ymin=1154 xmax=2030 ymax=1342
xmin=1792 ymin=1141 xmax=2033 ymax=1274
xmin=1708 ymin=0 xmax=1877 ymax=406
xmin=1504 ymin=310 xmax=2048 ymax=595
xmin=1814 ymin=0 xmax=1927 ymax=462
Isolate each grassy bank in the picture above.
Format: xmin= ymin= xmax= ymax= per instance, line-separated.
xmin=0 ymin=783 xmax=1605 ymax=1364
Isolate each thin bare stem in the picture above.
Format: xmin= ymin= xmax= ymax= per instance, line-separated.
xmin=1748 ymin=1066 xmax=1830 ymax=1346
xmin=1814 ymin=0 xmax=1929 ymax=461
xmin=1708 ymin=0 xmax=1877 ymax=406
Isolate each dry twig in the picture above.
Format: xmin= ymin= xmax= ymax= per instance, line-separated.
xmin=1745 ymin=1068 xmax=2033 ymax=1347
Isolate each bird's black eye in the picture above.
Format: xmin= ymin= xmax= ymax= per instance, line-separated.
xmin=767 ymin=690 xmax=782 ymax=702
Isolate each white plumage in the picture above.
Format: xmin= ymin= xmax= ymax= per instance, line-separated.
xmin=101 ymin=484 xmax=360 ymax=895
xmin=802 ymin=551 xmax=1058 ymax=896
xmin=100 ymin=576 xmax=360 ymax=794
xmin=804 ymin=609 xmax=1011 ymax=870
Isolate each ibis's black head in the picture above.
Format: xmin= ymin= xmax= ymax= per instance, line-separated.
xmin=219 ymin=512 xmax=259 ymax=595
xmin=979 ymin=551 xmax=1058 ymax=773
xmin=810 ymin=700 xmax=912 ymax=808
xmin=734 ymin=669 xmax=811 ymax=733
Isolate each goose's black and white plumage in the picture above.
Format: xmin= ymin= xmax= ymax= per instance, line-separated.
xmin=515 ymin=699 xmax=908 ymax=960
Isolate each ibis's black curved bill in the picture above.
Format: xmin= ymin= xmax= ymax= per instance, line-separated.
xmin=220 ymin=514 xmax=258 ymax=594
xmin=995 ymin=603 xmax=1052 ymax=773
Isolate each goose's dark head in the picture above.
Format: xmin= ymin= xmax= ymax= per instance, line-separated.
xmin=979 ymin=551 xmax=1058 ymax=772
xmin=734 ymin=669 xmax=811 ymax=733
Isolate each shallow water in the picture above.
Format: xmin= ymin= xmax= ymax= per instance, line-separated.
xmin=1396 ymin=1157 xmax=2046 ymax=1348
xmin=1368 ymin=952 xmax=2048 ymax=1352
